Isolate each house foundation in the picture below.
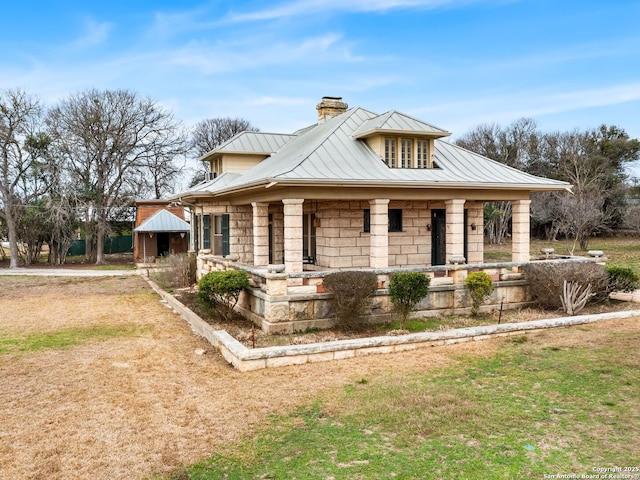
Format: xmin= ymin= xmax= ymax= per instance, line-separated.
xmin=196 ymin=255 xmax=605 ymax=334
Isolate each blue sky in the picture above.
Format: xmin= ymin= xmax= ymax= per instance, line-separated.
xmin=2 ymin=0 xmax=639 ymax=144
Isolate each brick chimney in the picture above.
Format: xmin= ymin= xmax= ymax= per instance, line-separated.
xmin=316 ymin=96 xmax=348 ymax=123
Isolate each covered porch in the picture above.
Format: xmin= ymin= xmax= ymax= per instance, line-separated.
xmin=189 ymin=193 xmax=533 ymax=273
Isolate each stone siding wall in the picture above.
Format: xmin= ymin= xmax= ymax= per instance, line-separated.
xmin=388 ymin=200 xmax=431 ymax=267
xmin=315 ymin=200 xmax=371 ymax=269
xmin=313 ymin=200 xmax=482 ymax=269
xmin=228 ymin=204 xmax=253 ymax=264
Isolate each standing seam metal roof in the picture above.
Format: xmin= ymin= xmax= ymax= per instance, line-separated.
xmin=134 ymin=209 xmax=190 ymax=232
xmin=175 ymin=105 xmax=570 ymax=198
xmin=203 ymin=132 xmax=296 ymax=156
xmin=352 ymin=110 xmax=451 ymax=138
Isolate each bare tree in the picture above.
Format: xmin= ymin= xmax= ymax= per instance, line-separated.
xmin=556 ymin=190 xmax=607 ymax=253
xmin=455 ymin=117 xmax=539 ymax=170
xmin=456 ymin=118 xmax=539 ymax=244
xmin=191 ymin=117 xmax=259 ymax=157
xmin=534 ymin=128 xmax=637 ymax=250
xmin=459 ymin=119 xmax=639 ymax=248
xmin=47 ymin=89 xmax=186 ymax=264
xmin=0 ymin=89 xmax=50 ymax=268
xmin=189 ymin=117 xmax=259 ymax=185
xmin=45 ymin=193 xmax=78 ymax=265
xmin=484 ymin=201 xmax=512 ymax=244
xmin=623 ymin=204 xmax=640 ymax=235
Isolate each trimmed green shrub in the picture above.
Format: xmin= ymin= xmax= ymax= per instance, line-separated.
xmin=323 ymin=271 xmax=378 ymax=328
xmin=388 ymin=271 xmax=431 ymax=330
xmin=606 ymin=265 xmax=640 ymax=293
xmin=198 ymin=270 xmax=250 ymax=321
xmin=523 ymin=261 xmax=609 ymax=309
xmin=465 ymin=271 xmax=494 ymax=317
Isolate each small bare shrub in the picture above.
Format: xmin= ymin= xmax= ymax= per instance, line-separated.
xmin=523 ymin=261 xmax=608 ymax=310
xmin=150 ymin=253 xmax=197 ymax=289
xmin=323 ymin=271 xmax=378 ymax=328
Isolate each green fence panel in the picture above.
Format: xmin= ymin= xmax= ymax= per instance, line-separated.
xmin=67 ymin=235 xmax=133 ymax=256
xmin=104 ymin=235 xmax=133 ymax=254
xmin=67 ymin=239 xmax=86 ymax=256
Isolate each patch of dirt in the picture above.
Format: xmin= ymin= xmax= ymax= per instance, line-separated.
xmin=173 ymin=288 xmax=640 ymax=349
xmin=1 ymin=275 xmax=638 ymax=480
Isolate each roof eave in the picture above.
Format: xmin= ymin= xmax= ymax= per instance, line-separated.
xmin=198 ymin=150 xmax=272 ymax=163
xmin=353 ymin=128 xmax=452 ymax=140
xmin=193 ymin=178 xmax=573 ymax=197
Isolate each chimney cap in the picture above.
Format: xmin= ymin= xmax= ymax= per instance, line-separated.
xmin=316 ymin=96 xmax=348 ymax=122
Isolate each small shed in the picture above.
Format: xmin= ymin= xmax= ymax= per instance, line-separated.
xmin=133 ymin=201 xmax=190 ymax=263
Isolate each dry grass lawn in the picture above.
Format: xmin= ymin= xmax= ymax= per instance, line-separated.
xmin=0 ymin=274 xmax=638 ymax=479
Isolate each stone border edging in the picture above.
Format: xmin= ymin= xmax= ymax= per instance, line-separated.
xmin=144 ymin=278 xmax=640 ymax=372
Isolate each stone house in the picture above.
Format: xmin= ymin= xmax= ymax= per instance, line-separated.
xmin=169 ymin=97 xmax=572 ymax=332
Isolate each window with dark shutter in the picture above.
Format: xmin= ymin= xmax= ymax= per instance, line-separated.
xmin=202 ymin=214 xmax=211 ymax=249
xmin=221 ymin=214 xmax=230 ymax=257
xmin=363 ymin=208 xmax=402 ymax=232
xmin=193 ymin=215 xmax=200 ymax=252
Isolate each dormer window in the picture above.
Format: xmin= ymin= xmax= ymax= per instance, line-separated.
xmin=384 ymin=138 xmax=397 ymax=167
xmin=401 ymin=139 xmax=412 ymax=168
xmin=383 ymin=137 xmax=431 ymax=169
xmin=417 ymin=140 xmax=429 ymax=168
xmin=210 ymin=157 xmax=222 ymax=176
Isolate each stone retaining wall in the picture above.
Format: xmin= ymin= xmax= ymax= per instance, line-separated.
xmin=144 ymin=277 xmax=640 ymax=372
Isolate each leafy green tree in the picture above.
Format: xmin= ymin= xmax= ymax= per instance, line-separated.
xmin=388 ymin=272 xmax=431 ymax=330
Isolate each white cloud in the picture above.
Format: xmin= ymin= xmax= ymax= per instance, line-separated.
xmin=410 ymin=82 xmax=640 ymax=137
xmin=70 ymin=18 xmax=113 ymax=51
xmin=162 ymin=32 xmax=349 ymax=74
xmin=224 ymin=0 xmax=481 ymax=23
xmin=247 ymin=96 xmax=309 ymax=107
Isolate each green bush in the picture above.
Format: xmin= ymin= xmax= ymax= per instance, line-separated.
xmin=606 ymin=265 xmax=640 ymax=293
xmin=388 ymin=272 xmax=431 ymax=330
xmin=523 ymin=262 xmax=609 ymax=309
xmin=465 ymin=271 xmax=494 ymax=317
xmin=323 ymin=271 xmax=378 ymax=328
xmin=198 ymin=270 xmax=250 ymax=321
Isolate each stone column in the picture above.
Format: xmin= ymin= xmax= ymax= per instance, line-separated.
xmin=369 ymin=199 xmax=390 ymax=269
xmin=466 ymin=201 xmax=484 ymax=264
xmin=252 ymin=202 xmax=270 ymax=267
xmin=445 ymin=199 xmax=466 ymax=262
xmin=512 ymin=199 xmax=531 ymax=263
xmin=283 ymin=199 xmax=304 ymax=272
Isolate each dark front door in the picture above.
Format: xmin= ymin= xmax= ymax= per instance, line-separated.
xmin=464 ymin=209 xmax=468 ymax=263
xmin=157 ymin=232 xmax=170 ymax=257
xmin=431 ymin=209 xmax=446 ymax=265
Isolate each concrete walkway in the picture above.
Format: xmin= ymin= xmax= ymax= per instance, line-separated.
xmin=0 ymin=268 xmax=140 ymax=277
